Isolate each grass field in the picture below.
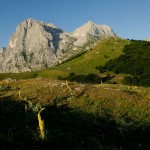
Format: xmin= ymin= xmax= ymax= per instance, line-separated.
xmin=0 ymin=37 xmax=149 ymax=149
xmin=0 ymin=78 xmax=150 ymax=149
xmin=51 ymin=37 xmax=130 ymax=75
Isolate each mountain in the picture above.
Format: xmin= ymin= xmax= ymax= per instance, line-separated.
xmin=0 ymin=19 xmax=117 ymax=73
xmin=73 ymin=20 xmax=117 ymax=46
xmin=144 ymin=38 xmax=150 ymax=41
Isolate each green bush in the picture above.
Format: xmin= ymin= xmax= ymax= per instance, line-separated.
xmin=66 ymin=73 xmax=102 ymax=84
xmin=97 ymin=40 xmax=150 ymax=86
xmin=0 ymin=85 xmax=11 ymax=91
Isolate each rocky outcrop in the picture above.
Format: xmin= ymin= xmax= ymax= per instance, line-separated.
xmin=0 ymin=19 xmax=117 ymax=73
xmin=144 ymin=38 xmax=150 ymax=42
xmin=73 ymin=20 xmax=117 ymax=46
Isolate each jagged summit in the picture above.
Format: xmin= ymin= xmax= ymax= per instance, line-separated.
xmin=73 ymin=20 xmax=116 ymax=46
xmin=86 ymin=20 xmax=95 ymax=25
xmin=0 ymin=18 xmax=117 ymax=73
xmin=74 ymin=20 xmax=116 ymax=36
xmin=144 ymin=38 xmax=150 ymax=42
xmin=21 ymin=18 xmax=36 ymax=24
xmin=16 ymin=18 xmax=61 ymax=33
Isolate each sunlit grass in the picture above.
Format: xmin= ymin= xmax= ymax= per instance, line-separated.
xmin=52 ymin=37 xmax=130 ymax=75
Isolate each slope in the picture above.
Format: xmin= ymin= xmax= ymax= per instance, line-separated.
xmin=37 ymin=37 xmax=130 ymax=79
xmin=0 ymin=37 xmax=129 ymax=81
xmin=0 ymin=78 xmax=150 ymax=149
xmin=98 ymin=40 xmax=150 ymax=86
xmin=0 ymin=19 xmax=117 ymax=73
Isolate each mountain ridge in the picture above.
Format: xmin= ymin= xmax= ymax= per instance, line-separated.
xmin=0 ymin=18 xmax=117 ymax=73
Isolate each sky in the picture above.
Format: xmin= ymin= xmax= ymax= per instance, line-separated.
xmin=0 ymin=0 xmax=150 ymax=47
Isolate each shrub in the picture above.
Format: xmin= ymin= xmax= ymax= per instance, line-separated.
xmin=97 ymin=40 xmax=150 ymax=86
xmin=0 ymin=85 xmax=11 ymax=91
xmin=67 ymin=73 xmax=102 ymax=84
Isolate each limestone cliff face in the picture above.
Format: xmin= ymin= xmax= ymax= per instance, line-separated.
xmin=0 ymin=19 xmax=117 ymax=73
xmin=144 ymin=38 xmax=150 ymax=42
xmin=73 ymin=20 xmax=117 ymax=46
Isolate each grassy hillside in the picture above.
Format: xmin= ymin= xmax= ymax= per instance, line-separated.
xmin=0 ymin=71 xmax=38 ymax=81
xmin=97 ymin=40 xmax=150 ymax=86
xmin=0 ymin=38 xmax=150 ymax=149
xmin=51 ymin=37 xmax=130 ymax=74
xmin=0 ymin=78 xmax=150 ymax=149
xmin=0 ymin=37 xmax=129 ymax=81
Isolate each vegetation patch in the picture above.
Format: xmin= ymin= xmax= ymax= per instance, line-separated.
xmin=0 ymin=79 xmax=150 ymax=149
xmin=96 ymin=40 xmax=150 ymax=86
xmin=0 ymin=38 xmax=150 ymax=149
xmin=52 ymin=37 xmax=130 ymax=75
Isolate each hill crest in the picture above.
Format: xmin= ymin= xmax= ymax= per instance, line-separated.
xmin=0 ymin=18 xmax=117 ymax=73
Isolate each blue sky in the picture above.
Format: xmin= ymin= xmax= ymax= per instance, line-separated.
xmin=0 ymin=0 xmax=150 ymax=47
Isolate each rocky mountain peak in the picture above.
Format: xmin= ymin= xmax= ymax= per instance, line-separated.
xmin=17 ymin=18 xmax=37 ymax=30
xmin=86 ymin=20 xmax=95 ymax=25
xmin=73 ymin=20 xmax=116 ymax=46
xmin=144 ymin=38 xmax=150 ymax=42
xmin=74 ymin=20 xmax=116 ymax=36
xmin=0 ymin=18 xmax=118 ymax=73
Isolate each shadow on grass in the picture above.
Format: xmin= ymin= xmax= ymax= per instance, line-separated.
xmin=0 ymin=96 xmax=38 ymax=149
xmin=58 ymin=73 xmax=115 ymax=84
xmin=0 ymin=96 xmax=150 ymax=149
xmin=42 ymin=105 xmax=150 ymax=150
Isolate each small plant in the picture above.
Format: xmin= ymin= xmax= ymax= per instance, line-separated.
xmin=18 ymin=90 xmax=46 ymax=140
xmin=0 ymin=85 xmax=11 ymax=91
xmin=38 ymin=108 xmax=45 ymax=140
xmin=66 ymin=80 xmax=75 ymax=99
xmin=104 ymin=54 xmax=110 ymax=58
